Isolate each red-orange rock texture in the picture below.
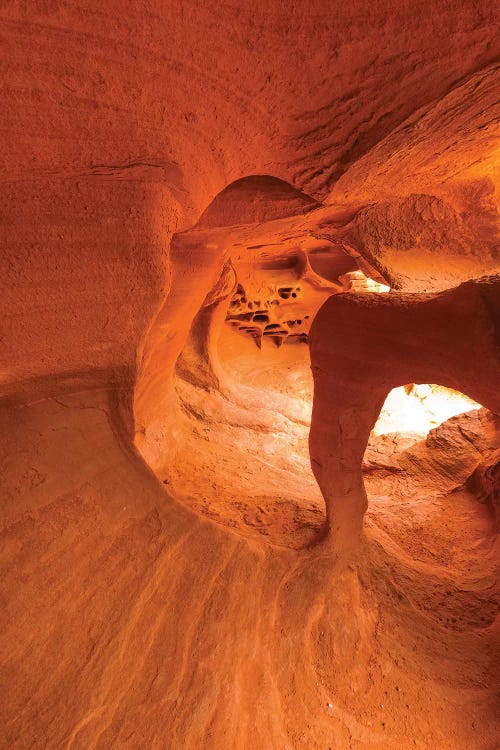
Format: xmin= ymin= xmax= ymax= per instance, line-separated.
xmin=1 ymin=2 xmax=499 ymax=749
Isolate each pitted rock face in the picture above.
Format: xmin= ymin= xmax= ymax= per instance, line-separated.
xmin=224 ymin=238 xmax=391 ymax=348
xmin=226 ymin=282 xmax=309 ymax=347
xmin=225 ymin=271 xmax=390 ymax=346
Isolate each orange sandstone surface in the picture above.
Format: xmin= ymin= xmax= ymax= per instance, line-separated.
xmin=1 ymin=2 xmax=499 ymax=749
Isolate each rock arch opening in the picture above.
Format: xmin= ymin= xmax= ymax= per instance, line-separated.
xmin=372 ymin=383 xmax=481 ymax=443
xmin=309 ymin=276 xmax=500 ymax=548
xmin=135 ymin=175 xmax=417 ymax=548
xmin=133 ymin=175 xmax=397 ymax=547
xmin=363 ymin=385 xmax=498 ymax=562
xmin=133 ymin=173 xmax=499 ymax=557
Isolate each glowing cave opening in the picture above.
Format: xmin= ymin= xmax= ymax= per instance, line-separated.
xmin=373 ymin=383 xmax=481 ymax=440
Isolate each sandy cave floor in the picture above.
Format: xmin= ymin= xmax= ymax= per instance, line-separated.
xmin=1 ymin=352 xmax=499 ymax=749
xmin=163 ymin=328 xmax=495 ymax=554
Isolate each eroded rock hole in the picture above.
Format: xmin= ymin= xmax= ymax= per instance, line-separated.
xmin=140 ymin=175 xmax=498 ymax=562
xmin=163 ymin=217 xmax=407 ymax=547
xmin=363 ymin=384 xmax=497 ymax=568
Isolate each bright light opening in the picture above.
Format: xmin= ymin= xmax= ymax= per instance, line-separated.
xmin=373 ymin=384 xmax=481 ymax=439
xmin=339 ymin=270 xmax=391 ymax=294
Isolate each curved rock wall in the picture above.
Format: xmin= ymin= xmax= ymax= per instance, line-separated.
xmin=1 ymin=2 xmax=500 ymax=748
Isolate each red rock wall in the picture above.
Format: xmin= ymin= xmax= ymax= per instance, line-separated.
xmin=1 ymin=2 xmax=499 ymax=748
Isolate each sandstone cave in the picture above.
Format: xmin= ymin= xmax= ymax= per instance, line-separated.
xmin=1 ymin=3 xmax=499 ymax=749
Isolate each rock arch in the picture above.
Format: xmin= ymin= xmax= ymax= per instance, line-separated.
xmin=309 ymin=275 xmax=500 ymax=548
